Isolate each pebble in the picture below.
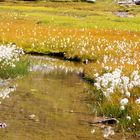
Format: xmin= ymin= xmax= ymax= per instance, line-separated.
xmin=29 ymin=114 xmax=39 ymax=122
xmin=0 ymin=122 xmax=7 ymax=128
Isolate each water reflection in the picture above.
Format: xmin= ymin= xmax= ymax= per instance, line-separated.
xmin=0 ymin=79 xmax=16 ymax=100
xmin=0 ymin=86 xmax=16 ymax=99
xmin=30 ymin=55 xmax=83 ymax=74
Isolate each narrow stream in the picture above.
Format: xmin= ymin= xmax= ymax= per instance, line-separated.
xmin=0 ymin=56 xmax=135 ymax=140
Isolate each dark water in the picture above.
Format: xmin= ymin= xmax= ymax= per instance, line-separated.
xmin=0 ymin=56 xmax=135 ymax=140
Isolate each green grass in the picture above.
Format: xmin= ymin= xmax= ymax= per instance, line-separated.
xmin=0 ymin=2 xmax=140 ymax=31
xmin=0 ymin=57 xmax=29 ymax=79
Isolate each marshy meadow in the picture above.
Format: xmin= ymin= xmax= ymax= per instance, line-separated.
xmin=0 ymin=0 xmax=140 ymax=139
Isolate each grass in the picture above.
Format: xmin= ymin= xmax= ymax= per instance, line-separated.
xmin=0 ymin=57 xmax=29 ymax=79
xmin=0 ymin=0 xmax=140 ymax=136
xmin=0 ymin=3 xmax=140 ymax=30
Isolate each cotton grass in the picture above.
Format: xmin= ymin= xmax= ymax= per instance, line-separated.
xmin=0 ymin=44 xmax=28 ymax=79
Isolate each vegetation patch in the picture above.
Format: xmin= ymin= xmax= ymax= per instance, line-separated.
xmin=0 ymin=44 xmax=29 ymax=79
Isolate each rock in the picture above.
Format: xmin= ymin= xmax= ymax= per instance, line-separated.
xmin=0 ymin=122 xmax=7 ymax=128
xmin=80 ymin=118 xmax=118 ymax=126
xmin=136 ymin=134 xmax=140 ymax=138
xmin=29 ymin=114 xmax=39 ymax=122
xmin=118 ymin=1 xmax=134 ymax=4
xmin=94 ymin=118 xmax=118 ymax=125
xmin=86 ymin=0 xmax=96 ymax=3
xmin=113 ymin=12 xmax=134 ymax=18
xmin=102 ymin=126 xmax=115 ymax=138
xmin=91 ymin=128 xmax=95 ymax=134
xmin=135 ymin=0 xmax=140 ymax=5
xmin=29 ymin=114 xmax=36 ymax=119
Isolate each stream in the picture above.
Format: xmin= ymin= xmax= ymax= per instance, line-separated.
xmin=0 ymin=55 xmax=136 ymax=140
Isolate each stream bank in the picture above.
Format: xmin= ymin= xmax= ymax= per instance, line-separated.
xmin=0 ymin=55 xmax=135 ymax=140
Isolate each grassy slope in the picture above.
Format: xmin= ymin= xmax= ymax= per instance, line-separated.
xmin=0 ymin=1 xmax=139 ymax=61
xmin=0 ymin=1 xmax=140 ymax=31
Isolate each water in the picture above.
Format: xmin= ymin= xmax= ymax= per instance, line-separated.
xmin=0 ymin=56 xmax=136 ymax=140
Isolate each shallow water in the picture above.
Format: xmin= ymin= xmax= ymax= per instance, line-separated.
xmin=0 ymin=56 xmax=136 ymax=140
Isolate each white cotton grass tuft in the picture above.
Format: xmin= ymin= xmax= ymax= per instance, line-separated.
xmin=135 ymin=98 xmax=140 ymax=104
xmin=120 ymin=98 xmax=129 ymax=106
xmin=126 ymin=116 xmax=131 ymax=120
xmin=120 ymin=105 xmax=125 ymax=110
xmin=94 ymin=68 xmax=140 ymax=98
xmin=94 ymin=68 xmax=140 ymax=112
xmin=0 ymin=44 xmax=24 ymax=69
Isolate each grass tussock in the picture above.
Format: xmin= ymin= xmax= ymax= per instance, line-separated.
xmin=0 ymin=44 xmax=29 ymax=79
xmin=0 ymin=57 xmax=29 ymax=79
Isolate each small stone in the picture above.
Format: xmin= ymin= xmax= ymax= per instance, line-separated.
xmin=70 ymin=110 xmax=74 ymax=113
xmin=29 ymin=114 xmax=39 ymax=122
xmin=29 ymin=114 xmax=36 ymax=120
xmin=91 ymin=129 xmax=95 ymax=134
xmin=136 ymin=134 xmax=140 ymax=139
xmin=35 ymin=119 xmax=39 ymax=122
xmin=0 ymin=122 xmax=7 ymax=128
